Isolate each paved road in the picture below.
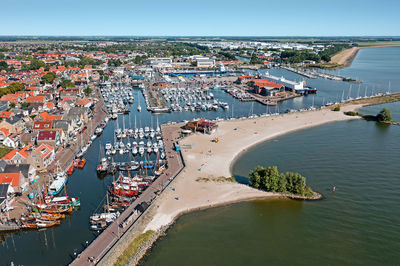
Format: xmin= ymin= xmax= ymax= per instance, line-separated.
xmin=71 ymin=124 xmax=184 ymax=265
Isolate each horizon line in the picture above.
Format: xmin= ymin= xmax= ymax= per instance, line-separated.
xmin=0 ymin=35 xmax=400 ymax=38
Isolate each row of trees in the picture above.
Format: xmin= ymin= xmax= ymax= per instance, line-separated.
xmin=249 ymin=166 xmax=313 ymax=196
xmin=62 ymin=56 xmax=102 ymax=69
xmin=278 ymin=44 xmax=351 ymax=64
xmin=280 ymin=50 xmax=322 ymax=63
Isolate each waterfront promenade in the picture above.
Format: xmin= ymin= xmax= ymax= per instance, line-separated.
xmin=71 ymin=124 xmax=184 ymax=265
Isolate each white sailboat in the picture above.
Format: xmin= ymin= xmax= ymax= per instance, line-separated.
xmin=137 ymin=91 xmax=142 ymax=112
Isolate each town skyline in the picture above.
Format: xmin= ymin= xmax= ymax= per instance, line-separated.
xmin=1 ymin=0 xmax=399 ymax=36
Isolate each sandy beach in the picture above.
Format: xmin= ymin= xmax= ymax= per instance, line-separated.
xmin=331 ymin=43 xmax=400 ymax=68
xmin=330 ymin=47 xmax=360 ymax=67
xmin=144 ymin=104 xmax=362 ymax=232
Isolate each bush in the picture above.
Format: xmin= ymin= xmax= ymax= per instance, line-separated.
xmin=344 ymin=111 xmax=360 ymax=116
xmin=333 ymin=106 xmax=340 ymax=111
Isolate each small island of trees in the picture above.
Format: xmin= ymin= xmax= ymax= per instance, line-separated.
xmin=249 ymin=166 xmax=318 ymax=198
xmin=345 ymin=108 xmax=395 ymax=125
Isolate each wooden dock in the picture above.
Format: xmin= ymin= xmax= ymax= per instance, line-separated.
xmin=70 ymin=124 xmax=185 ymax=265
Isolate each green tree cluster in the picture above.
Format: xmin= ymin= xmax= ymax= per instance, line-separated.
xmin=41 ymin=72 xmax=57 ymax=84
xmin=21 ymin=58 xmax=46 ymax=70
xmin=218 ymin=51 xmax=237 ymax=61
xmin=250 ymin=53 xmax=263 ymax=64
xmin=249 ymin=166 xmax=313 ymax=196
xmin=84 ymin=87 xmax=92 ymax=96
xmin=78 ymin=56 xmax=102 ymax=68
xmin=0 ymin=82 xmax=25 ymax=97
xmin=134 ymin=55 xmax=147 ymax=64
xmin=59 ymin=78 xmax=74 ymax=88
xmin=376 ymin=108 xmax=391 ymax=122
xmin=21 ymin=102 xmax=31 ymax=108
xmin=108 ymin=58 xmax=122 ymax=67
xmin=0 ymin=61 xmax=10 ymax=71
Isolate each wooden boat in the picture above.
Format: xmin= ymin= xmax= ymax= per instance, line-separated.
xmin=24 ymin=212 xmax=65 ymax=221
xmin=33 ymin=205 xmax=73 ymax=214
xmin=22 ymin=219 xmax=61 ymax=229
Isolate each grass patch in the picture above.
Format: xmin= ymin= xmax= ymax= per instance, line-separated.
xmin=114 ymin=230 xmax=155 ymax=266
xmin=0 ymin=146 xmax=13 ymax=158
xmin=349 ymin=93 xmax=400 ymax=105
xmin=196 ymin=176 xmax=237 ymax=183
xmin=307 ymin=63 xmax=341 ymax=69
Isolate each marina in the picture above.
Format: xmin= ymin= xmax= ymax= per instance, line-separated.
xmin=0 ymin=44 xmax=399 ymax=266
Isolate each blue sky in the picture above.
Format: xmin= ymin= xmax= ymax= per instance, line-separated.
xmin=0 ymin=0 xmax=399 ymax=36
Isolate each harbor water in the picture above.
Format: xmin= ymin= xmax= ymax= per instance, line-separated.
xmin=1 ymin=46 xmax=399 ymax=265
xmin=140 ymin=101 xmax=400 ymax=266
xmin=140 ymin=47 xmax=400 ymax=266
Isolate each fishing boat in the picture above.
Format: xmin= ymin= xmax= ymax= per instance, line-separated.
xmin=109 ymin=183 xmax=139 ymax=197
xmin=66 ymin=165 xmax=74 ymax=176
xmin=77 ymin=158 xmax=86 ymax=169
xmin=48 ymin=172 xmax=67 ymax=196
xmin=90 ymin=212 xmax=119 ymax=224
xmin=90 ymin=221 xmax=107 ymax=231
xmin=50 ymin=196 xmax=81 ymax=207
xmin=95 ymin=127 xmax=103 ymax=136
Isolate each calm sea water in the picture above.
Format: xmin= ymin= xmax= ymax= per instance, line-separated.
xmin=1 ymin=47 xmax=399 ymax=265
xmin=141 ymin=102 xmax=400 ymax=266
xmin=140 ymin=47 xmax=400 ymax=266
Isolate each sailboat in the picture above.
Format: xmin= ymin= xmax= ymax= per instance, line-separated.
xmin=156 ymin=116 xmax=160 ymax=134
xmin=137 ymin=91 xmax=142 ymax=112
